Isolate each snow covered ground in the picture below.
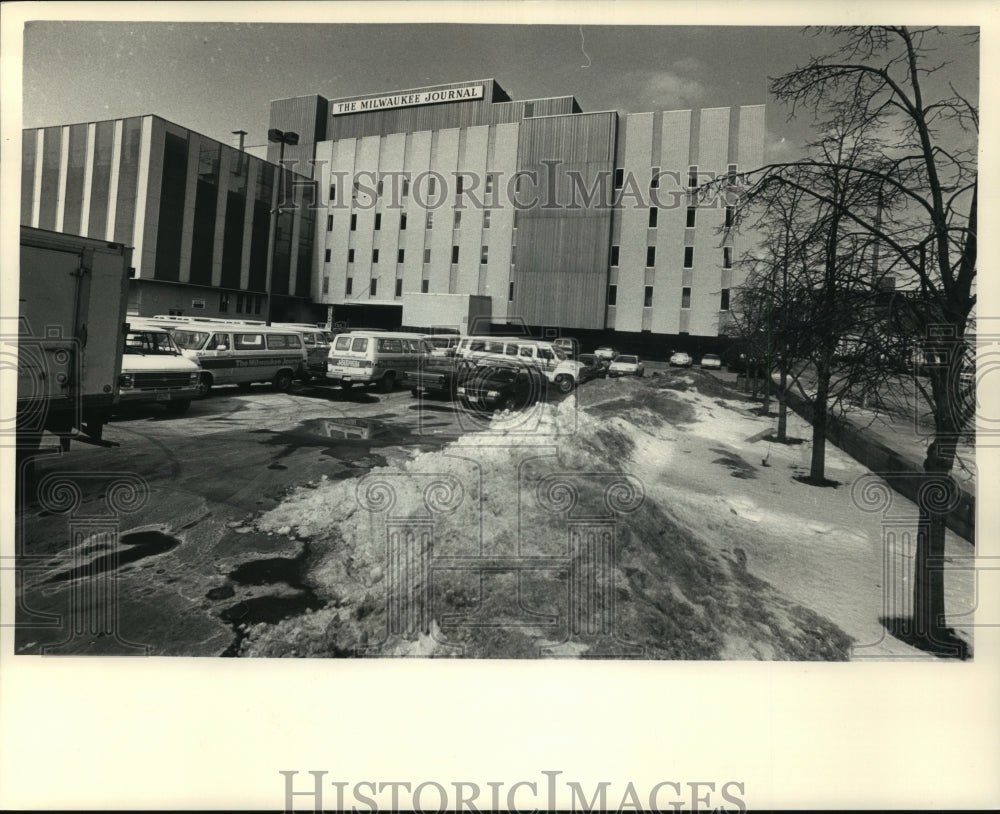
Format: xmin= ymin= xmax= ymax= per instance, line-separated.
xmin=237 ymin=371 xmax=974 ymax=660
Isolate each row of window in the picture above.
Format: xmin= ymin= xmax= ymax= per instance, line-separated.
xmin=605 ymin=285 xmax=730 ymax=311
xmin=610 ymin=245 xmax=733 ymax=269
xmin=326 ymin=245 xmax=487 ymax=265
xmin=328 ymin=206 xmax=731 ymax=234
xmin=615 ymin=164 xmax=737 ymax=190
xmin=218 ymin=291 xmax=264 ymax=315
xmin=332 ymin=275 xmax=730 ymax=313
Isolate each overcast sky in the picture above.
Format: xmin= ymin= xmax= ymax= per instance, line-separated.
xmin=20 ymin=19 xmax=979 ymax=165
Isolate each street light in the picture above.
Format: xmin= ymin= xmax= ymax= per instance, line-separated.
xmin=265 ymin=128 xmax=299 ymax=325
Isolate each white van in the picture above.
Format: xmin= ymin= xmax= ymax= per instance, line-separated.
xmin=454 ymin=336 xmax=585 ymax=393
xmin=118 ymin=319 xmax=202 ymax=414
xmin=272 ymin=323 xmax=335 ymax=379
xmin=326 ymin=331 xmax=430 ymax=392
xmin=153 ymin=317 xmax=308 ymax=396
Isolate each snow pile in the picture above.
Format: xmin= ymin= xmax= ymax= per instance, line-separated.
xmin=238 ymin=374 xmax=859 ymax=659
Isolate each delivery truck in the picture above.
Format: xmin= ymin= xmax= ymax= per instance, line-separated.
xmin=15 ymin=226 xmax=131 ymax=454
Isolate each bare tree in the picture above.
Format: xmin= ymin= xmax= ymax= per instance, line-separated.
xmin=733 ymin=27 xmax=977 ymax=652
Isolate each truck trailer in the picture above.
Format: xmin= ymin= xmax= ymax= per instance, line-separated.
xmin=15 ymin=226 xmax=131 ymax=453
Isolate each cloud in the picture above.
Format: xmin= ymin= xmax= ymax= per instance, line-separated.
xmin=670 ymin=56 xmax=706 ymax=74
xmin=628 ymin=69 xmax=707 ymax=110
xmin=764 ymin=129 xmax=803 ymax=163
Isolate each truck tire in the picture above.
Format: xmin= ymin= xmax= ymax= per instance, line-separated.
xmin=272 ymin=369 xmax=293 ymax=392
xmin=555 ymin=374 xmax=575 ymax=394
xmin=166 ymin=399 xmax=191 ymax=416
xmin=197 ymin=373 xmax=213 ymax=398
xmin=411 ymin=388 xmax=420 ymax=398
xmin=379 ymin=372 xmax=395 ymax=393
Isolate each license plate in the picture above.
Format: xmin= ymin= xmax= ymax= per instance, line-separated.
xmin=156 ymin=392 xmax=170 ymax=401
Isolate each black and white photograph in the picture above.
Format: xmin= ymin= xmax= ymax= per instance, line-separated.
xmin=1 ymin=1 xmax=997 ymax=810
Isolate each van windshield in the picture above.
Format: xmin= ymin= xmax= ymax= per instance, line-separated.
xmin=170 ymin=329 xmax=210 ymax=350
xmin=124 ymin=330 xmax=181 ymax=355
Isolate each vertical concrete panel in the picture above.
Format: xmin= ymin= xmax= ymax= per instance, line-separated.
xmin=31 ymin=132 xmax=44 ymax=228
xmin=329 ymin=138 xmax=358 ymax=303
xmin=456 ymin=125 xmax=489 ymax=297
xmin=105 ymin=119 xmax=123 ymax=241
xmin=485 ymin=122 xmax=519 ymax=320
xmin=378 ymin=132 xmax=407 ymax=291
xmin=211 ymin=147 xmax=231 ymax=287
xmin=132 ymin=117 xmax=153 ymax=277
xmin=178 ymin=130 xmax=200 ymax=283
xmin=400 ymin=131 xmax=432 ymax=300
xmin=55 ymin=125 xmax=69 ymax=232
xmin=240 ymin=160 xmax=258 ymax=291
xmin=354 ymin=134 xmax=381 ymax=297
xmin=428 ymin=128 xmax=460 ymax=297
xmin=80 ymin=123 xmax=95 ymax=237
xmin=737 ymin=105 xmax=766 ymax=170
xmin=615 ymin=112 xmax=653 ymax=333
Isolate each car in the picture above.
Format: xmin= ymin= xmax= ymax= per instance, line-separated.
xmin=608 ymin=354 xmax=645 ymax=378
xmin=699 ymin=353 xmax=722 ymax=370
xmin=455 ymin=362 xmax=544 ymax=413
xmin=576 ymin=353 xmax=609 ymax=383
xmin=669 ymin=351 xmax=692 ymax=368
xmin=594 ymin=346 xmax=618 ymax=362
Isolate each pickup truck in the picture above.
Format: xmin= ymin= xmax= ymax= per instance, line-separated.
xmin=455 ymin=361 xmax=546 ymax=413
xmin=405 ymin=357 xmax=477 ymax=398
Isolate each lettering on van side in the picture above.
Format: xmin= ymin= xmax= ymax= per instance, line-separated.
xmin=198 ymin=356 xmax=304 ymax=369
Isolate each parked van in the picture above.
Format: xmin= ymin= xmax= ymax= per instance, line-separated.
xmin=426 ymin=335 xmax=460 ymax=358
xmin=118 ymin=319 xmax=202 ymax=414
xmin=326 ymin=331 xmax=430 ymax=392
xmin=272 ymin=323 xmax=335 ymax=379
xmin=152 ymin=317 xmax=307 ymax=396
xmin=454 ymin=336 xmax=585 ymax=393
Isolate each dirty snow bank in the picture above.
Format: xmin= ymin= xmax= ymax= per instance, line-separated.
xmin=239 ymin=379 xmax=854 ymax=659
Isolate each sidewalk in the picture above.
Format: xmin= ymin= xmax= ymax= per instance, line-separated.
xmin=724 ymin=372 xmax=975 ymax=543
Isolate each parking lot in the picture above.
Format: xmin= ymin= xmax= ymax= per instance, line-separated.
xmin=15 ymin=374 xmax=592 ymax=655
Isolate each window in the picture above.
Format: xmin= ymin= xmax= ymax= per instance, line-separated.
xmin=610 ymin=245 xmax=620 ymax=267
xmin=324 ymin=248 xmax=331 ymax=262
xmin=643 ymin=286 xmax=653 ymax=308
xmin=681 ymin=287 xmax=691 ymax=309
xmin=378 ymin=338 xmax=403 ymax=353
xmin=524 ymin=102 xmax=534 ymax=118
xmin=372 ymin=249 xmax=379 ymax=263
xmin=350 ymin=213 xmax=357 ymax=231
xmin=720 ymin=288 xmax=730 ymax=311
xmin=395 ymin=278 xmax=403 ymax=297
xmin=483 ymin=210 xmax=491 ymax=229
xmin=234 ymin=333 xmax=264 ymax=351
xmin=608 ymin=284 xmax=617 ymax=306
xmin=614 ymin=168 xmax=624 ymax=189
xmin=400 ymin=213 xmax=407 ymax=230
xmin=727 ymin=163 xmax=738 ymax=178
xmin=253 ymin=297 xmax=262 ymax=315
xmin=421 ymin=279 xmax=429 ymax=293
xmin=423 ymin=248 xmax=431 ymax=263
xmin=648 ymin=207 xmax=658 ymax=228
xmin=168 ymin=309 xmax=184 ymax=316
xmin=686 ymin=207 xmax=696 ymax=228
xmin=725 ymin=206 xmax=734 ymax=228
xmin=426 ymin=211 xmax=434 ymax=230
xmin=370 ymin=278 xmax=378 ymax=296
xmin=651 ymin=167 xmax=660 ymax=189
xmin=210 ymin=333 xmax=230 ymax=351
xmin=456 ymin=175 xmax=464 ymax=195
xmin=345 ymin=277 xmax=353 ymax=295
xmin=348 ymin=248 xmax=355 ymax=263
xmin=397 ymin=249 xmax=405 ymax=263
xmin=723 ymin=247 xmax=733 ymax=269
xmin=219 ymin=292 xmax=229 ymax=313
xmin=327 ymin=214 xmax=333 ymax=231
xmin=485 ymin=173 xmax=495 ymax=194
xmin=329 ymin=183 xmax=336 ymax=203
xmin=480 ymin=245 xmax=488 ymax=265
xmin=402 ymin=178 xmax=409 ymax=197
xmin=688 ymin=167 xmax=698 ymax=188
xmin=428 ymin=176 xmax=437 ymax=196
xmin=322 ymin=276 xmax=329 ymax=294
xmin=236 ymin=294 xmax=245 ymax=313
xmin=646 ymin=246 xmax=656 ymax=267
xmin=508 ymin=281 xmax=515 ymax=302
xmin=377 ymin=179 xmax=384 ymax=197
xmin=510 ymin=245 xmax=516 ymax=265
xmin=454 ymin=210 xmax=462 ymax=228
xmin=452 ymin=245 xmax=459 ymax=264
xmin=684 ymin=247 xmax=694 ymax=268
xmin=267 ymin=334 xmax=302 ymax=350
xmin=374 ymin=213 xmax=381 ymax=230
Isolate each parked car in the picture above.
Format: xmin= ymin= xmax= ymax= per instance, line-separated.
xmin=405 ymin=357 xmax=477 ymax=398
xmin=669 ymin=351 xmax=692 ymax=368
xmin=577 ymin=353 xmax=609 ymax=383
xmin=608 ymin=354 xmax=645 ymax=378
xmin=594 ymin=346 xmax=618 ymax=362
xmin=455 ymin=362 xmax=544 ymax=413
xmin=699 ymin=353 xmax=722 ymax=370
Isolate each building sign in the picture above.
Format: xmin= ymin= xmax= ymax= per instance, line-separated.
xmin=331 ymin=85 xmax=484 ymax=116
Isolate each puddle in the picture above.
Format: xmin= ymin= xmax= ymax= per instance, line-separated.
xmin=228 ymin=557 xmax=302 ymax=587
xmin=45 ymin=530 xmax=181 ymax=584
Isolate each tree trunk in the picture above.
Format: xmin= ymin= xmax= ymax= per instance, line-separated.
xmin=809 ymin=364 xmax=830 ymax=481
xmin=777 ymin=365 xmax=789 ymax=441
